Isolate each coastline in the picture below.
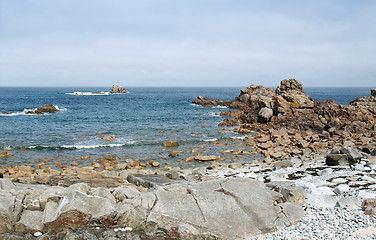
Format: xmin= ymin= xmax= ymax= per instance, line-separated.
xmin=1 ymin=80 xmax=376 ymax=239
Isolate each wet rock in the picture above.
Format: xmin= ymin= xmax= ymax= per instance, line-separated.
xmin=101 ymin=135 xmax=116 ymax=141
xmin=194 ymin=155 xmax=221 ymax=161
xmin=0 ymin=151 xmax=13 ymax=158
xmin=35 ymin=104 xmax=60 ymax=114
xmin=163 ymin=140 xmax=179 ymax=148
xmin=110 ymin=84 xmax=128 ymax=93
xmin=192 ymin=96 xmax=231 ymax=107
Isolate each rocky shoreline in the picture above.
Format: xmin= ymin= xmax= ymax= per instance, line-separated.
xmin=1 ymin=80 xmax=376 ymax=239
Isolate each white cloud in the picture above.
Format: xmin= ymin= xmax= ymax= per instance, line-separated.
xmin=1 ymin=0 xmax=375 ymax=86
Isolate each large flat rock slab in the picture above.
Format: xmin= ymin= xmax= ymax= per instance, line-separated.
xmin=146 ymin=178 xmax=304 ymax=239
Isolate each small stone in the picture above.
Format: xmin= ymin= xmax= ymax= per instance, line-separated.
xmin=34 ymin=232 xmax=43 ymax=237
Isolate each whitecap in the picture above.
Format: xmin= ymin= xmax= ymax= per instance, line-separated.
xmin=204 ymin=138 xmax=218 ymax=142
xmin=65 ymin=91 xmax=112 ymax=96
xmin=231 ymin=136 xmax=249 ymax=140
xmin=190 ymin=103 xmax=203 ymax=108
xmin=61 ymin=144 xmax=124 ymax=149
xmin=54 ymin=105 xmax=67 ymax=112
xmin=211 ymin=106 xmax=228 ymax=109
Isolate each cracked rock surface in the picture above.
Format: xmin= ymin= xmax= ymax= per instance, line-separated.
xmin=0 ymin=178 xmax=302 ymax=239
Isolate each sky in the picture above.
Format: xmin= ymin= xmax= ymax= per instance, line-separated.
xmin=0 ymin=0 xmax=375 ymax=87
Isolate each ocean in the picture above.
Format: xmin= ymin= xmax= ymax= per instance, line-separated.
xmin=0 ymin=86 xmax=373 ymax=169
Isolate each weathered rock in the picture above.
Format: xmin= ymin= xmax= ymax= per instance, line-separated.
xmin=43 ymin=189 xmax=116 ymax=231
xmin=194 ymin=155 xmax=221 ymax=161
xmin=0 ymin=191 xmax=17 ymax=233
xmin=101 ymin=135 xmax=116 ymax=141
xmin=258 ymin=107 xmax=273 ymax=123
xmin=371 ymin=89 xmax=376 ymax=97
xmin=326 ymin=153 xmax=348 ymax=166
xmin=126 ymin=174 xmax=172 ymax=188
xmin=110 ymin=84 xmax=128 ymax=93
xmin=0 ymin=151 xmax=13 ymax=158
xmin=163 ymin=140 xmax=179 ymax=148
xmin=275 ymin=79 xmax=304 ymax=94
xmin=15 ymin=210 xmax=44 ymax=233
xmin=340 ymin=146 xmax=363 ymax=164
xmin=192 ymin=96 xmax=231 ymax=107
xmin=218 ymin=118 xmax=240 ymax=127
xmin=361 ymin=198 xmax=376 ymax=215
xmin=335 ymin=197 xmax=361 ymax=209
xmin=333 ymin=184 xmax=350 ymax=195
xmin=35 ymin=104 xmax=60 ymax=114
xmin=146 ymin=178 xmax=303 ymax=239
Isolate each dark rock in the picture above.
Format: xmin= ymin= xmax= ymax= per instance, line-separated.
xmin=340 ymin=147 xmax=363 ymax=164
xmin=192 ymin=96 xmax=231 ymax=107
xmin=218 ymin=118 xmax=240 ymax=127
xmin=35 ymin=104 xmax=59 ymax=114
xmin=326 ymin=154 xmax=349 ymax=166
xmin=110 ymin=84 xmax=128 ymax=93
xmin=371 ymin=89 xmax=376 ymax=97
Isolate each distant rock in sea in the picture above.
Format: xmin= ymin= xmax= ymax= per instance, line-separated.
xmin=110 ymin=84 xmax=128 ymax=94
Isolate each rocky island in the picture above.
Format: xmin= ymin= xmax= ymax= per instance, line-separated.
xmin=1 ymin=79 xmax=376 ymax=239
xmin=68 ymin=84 xmax=128 ymax=95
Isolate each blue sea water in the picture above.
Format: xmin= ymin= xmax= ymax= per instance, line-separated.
xmin=0 ymin=86 xmax=373 ymax=169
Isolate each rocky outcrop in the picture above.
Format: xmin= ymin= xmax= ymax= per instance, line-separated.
xmin=0 ymin=178 xmax=303 ymax=238
xmin=110 ymin=84 xmax=128 ymax=94
xmin=0 ymin=152 xmax=13 ymax=158
xmin=192 ymin=96 xmax=232 ymax=107
xmin=25 ymin=104 xmax=60 ymax=115
xmin=194 ymin=79 xmax=376 ymax=161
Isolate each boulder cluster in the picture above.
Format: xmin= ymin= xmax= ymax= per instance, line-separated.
xmin=193 ymin=79 xmax=376 ymax=162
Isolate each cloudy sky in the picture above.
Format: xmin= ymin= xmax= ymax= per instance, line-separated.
xmin=1 ymin=0 xmax=375 ymax=87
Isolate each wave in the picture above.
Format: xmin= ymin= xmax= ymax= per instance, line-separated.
xmin=26 ymin=142 xmax=136 ymax=150
xmin=65 ymin=91 xmax=130 ymax=96
xmin=203 ymin=138 xmax=218 ymax=142
xmin=190 ymin=103 xmax=203 ymax=108
xmin=1 ymin=105 xmax=66 ymax=116
xmin=211 ymin=106 xmax=228 ymax=109
xmin=65 ymin=91 xmax=112 ymax=96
